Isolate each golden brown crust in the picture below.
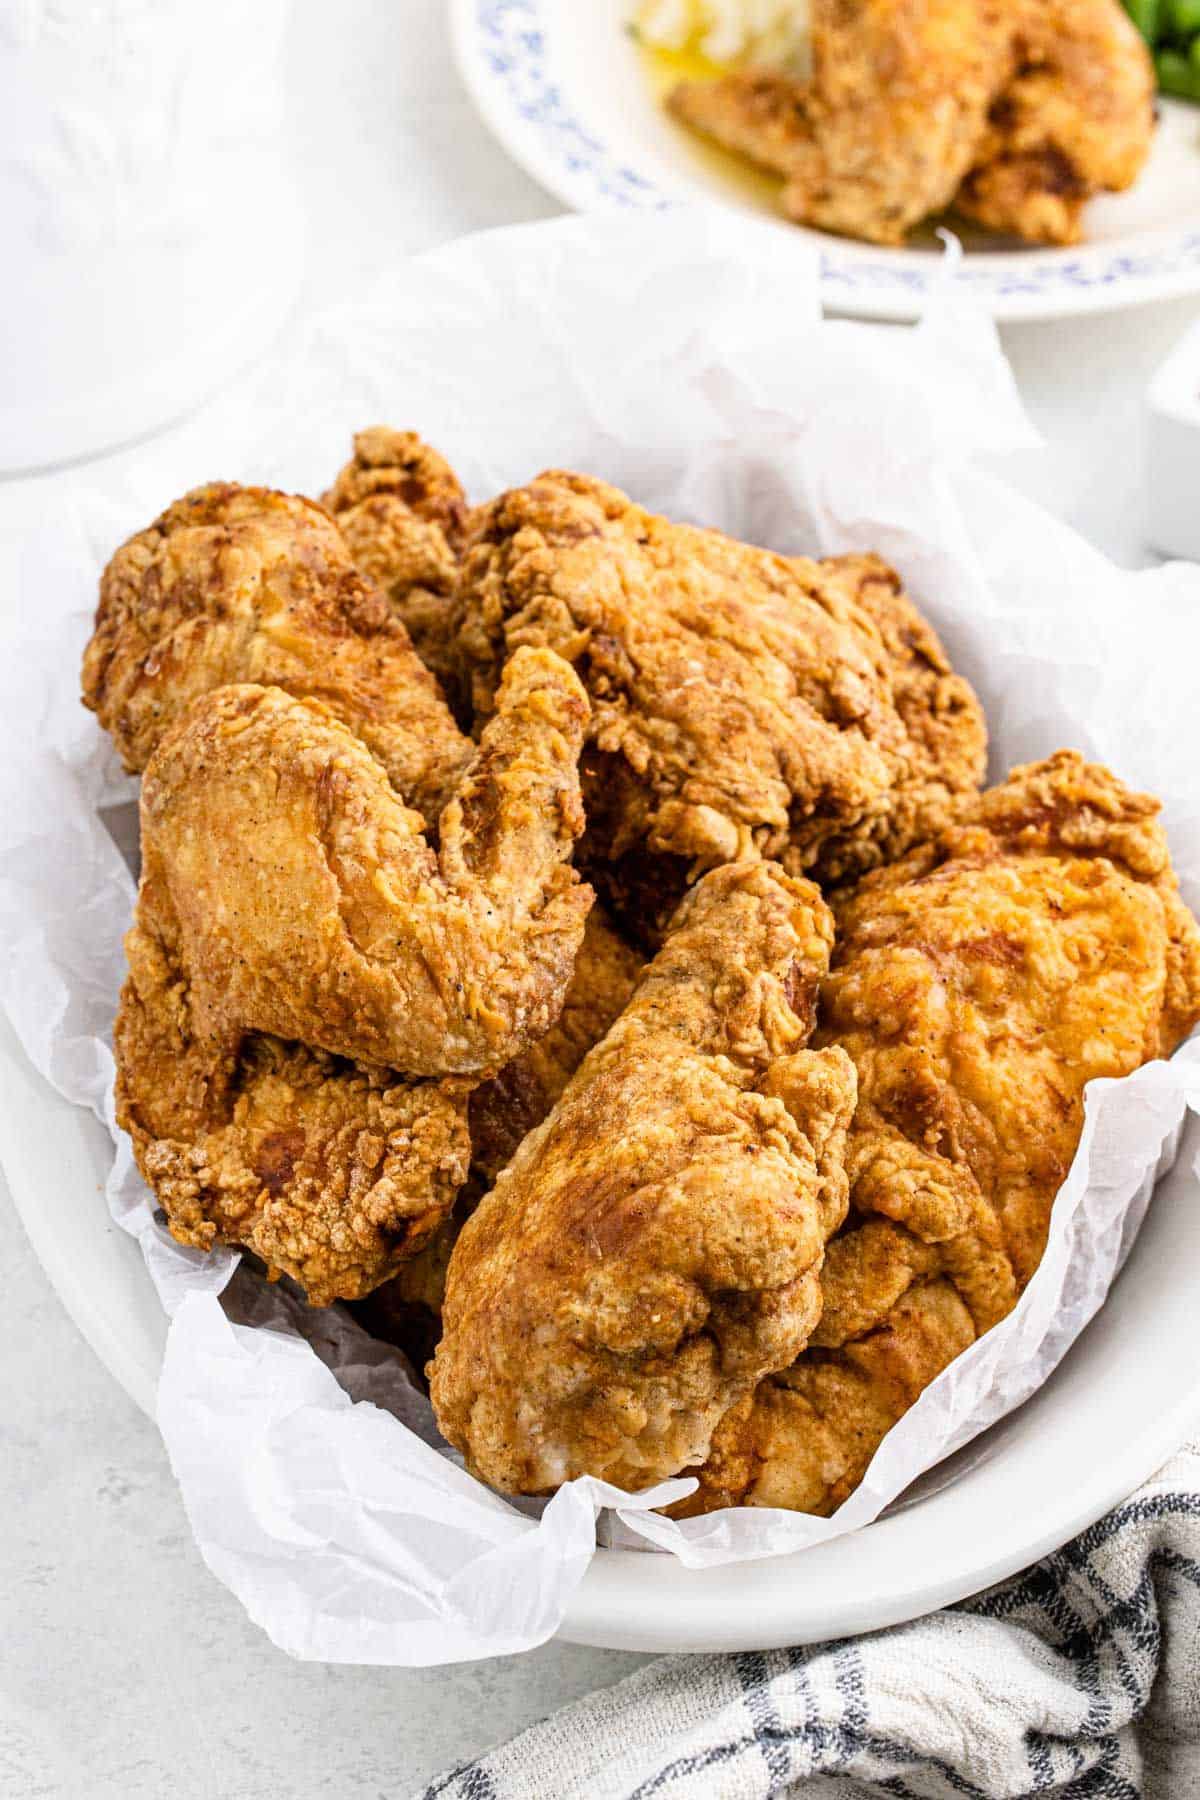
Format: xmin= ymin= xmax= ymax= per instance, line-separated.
xmin=430 ymin=862 xmax=857 ymax=1494
xmin=468 ymin=905 xmax=643 ymax=1184
xmin=353 ymin=909 xmax=643 ymax=1360
xmin=115 ymin=887 xmax=472 ymax=1308
xmin=667 ymin=0 xmax=1153 ymax=249
xmin=680 ymin=752 xmax=1200 ymax=1514
xmin=135 ymin=647 xmax=592 ymax=1076
xmin=678 ymin=1276 xmax=975 ymax=1516
xmin=322 ymin=428 xmax=472 ymax=703
xmin=956 ymin=0 xmax=1155 ymax=246
xmin=456 ymin=473 xmax=985 ymax=940
xmin=82 ymin=483 xmax=471 ymax=824
xmin=669 ymin=0 xmax=1015 ymax=246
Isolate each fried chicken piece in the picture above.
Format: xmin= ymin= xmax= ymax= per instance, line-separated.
xmin=321 ymin=428 xmax=471 ymax=704
xmin=137 ymin=646 xmax=592 ymax=1076
xmin=669 ymin=0 xmax=1015 ymax=246
xmin=956 ymin=0 xmax=1155 ymax=247
xmin=680 ymin=752 xmax=1200 ymax=1514
xmin=353 ymin=1193 xmax=472 ymax=1366
xmin=430 ymin=862 xmax=857 ymax=1494
xmin=685 ymin=1272 xmax=975 ymax=1515
xmin=468 ymin=905 xmax=643 ymax=1184
xmin=356 ymin=908 xmax=643 ymax=1363
xmin=456 ymin=476 xmax=985 ymax=939
xmin=668 ymin=0 xmax=1153 ymax=249
xmin=116 ymin=893 xmax=471 ymax=1306
xmin=82 ymin=483 xmax=471 ymax=823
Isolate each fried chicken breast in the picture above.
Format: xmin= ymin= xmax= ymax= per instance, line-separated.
xmin=321 ymin=428 xmax=471 ymax=705
xmin=456 ymin=474 xmax=985 ymax=943
xmin=82 ymin=483 xmax=471 ymax=825
xmin=679 ymin=753 xmax=1200 ymax=1515
xmin=431 ymin=862 xmax=857 ymax=1494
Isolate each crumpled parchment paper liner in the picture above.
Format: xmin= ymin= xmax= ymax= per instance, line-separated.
xmin=2 ymin=211 xmax=1198 ymax=1662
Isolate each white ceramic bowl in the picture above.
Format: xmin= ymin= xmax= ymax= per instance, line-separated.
xmin=3 ymin=1005 xmax=1196 ymax=1651
xmin=5 ymin=211 xmax=1200 ymax=1657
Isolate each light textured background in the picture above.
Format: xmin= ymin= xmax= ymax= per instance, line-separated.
xmin=1 ymin=3 xmax=1198 ymax=1796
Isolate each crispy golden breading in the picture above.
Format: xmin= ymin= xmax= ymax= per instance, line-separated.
xmin=82 ymin=484 xmax=471 ymax=824
xmin=669 ymin=0 xmax=1015 ymax=246
xmin=456 ymin=475 xmax=985 ymax=939
xmin=681 ymin=1273 xmax=976 ymax=1515
xmin=116 ymin=902 xmax=471 ymax=1307
xmin=668 ymin=0 xmax=1153 ymax=249
xmin=468 ymin=905 xmax=643 ymax=1185
xmin=957 ymin=0 xmax=1155 ymax=246
xmin=430 ymin=863 xmax=857 ymax=1494
xmin=322 ymin=428 xmax=471 ymax=702
xmin=787 ymin=552 xmax=987 ymax=886
xmin=680 ymin=752 xmax=1200 ymax=1515
xmin=135 ymin=647 xmax=592 ymax=1076
xmin=357 ymin=908 xmax=643 ymax=1361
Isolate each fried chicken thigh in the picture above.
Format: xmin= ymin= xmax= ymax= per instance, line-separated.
xmin=322 ymin=428 xmax=471 ymax=704
xmin=135 ymin=647 xmax=592 ymax=1077
xmin=671 ymin=0 xmax=1014 ymax=245
xmin=456 ymin=474 xmax=985 ymax=941
xmin=82 ymin=483 xmax=471 ymax=825
xmin=680 ymin=753 xmax=1200 ymax=1515
xmin=430 ymin=862 xmax=857 ymax=1494
xmin=668 ymin=0 xmax=1153 ymax=248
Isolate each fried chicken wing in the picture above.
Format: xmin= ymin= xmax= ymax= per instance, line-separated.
xmin=136 ymin=646 xmax=592 ymax=1076
xmin=456 ymin=475 xmax=985 ymax=941
xmin=956 ymin=0 xmax=1155 ymax=246
xmin=322 ymin=428 xmax=471 ymax=704
xmin=430 ymin=862 xmax=857 ymax=1494
xmin=82 ymin=483 xmax=470 ymax=823
xmin=116 ymin=898 xmax=471 ymax=1306
xmin=680 ymin=752 xmax=1200 ymax=1515
xmin=669 ymin=0 xmax=1015 ymax=246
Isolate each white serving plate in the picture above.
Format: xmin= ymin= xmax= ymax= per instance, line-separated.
xmin=4 ymin=1000 xmax=1197 ymax=1653
xmin=451 ymin=0 xmax=1200 ymax=322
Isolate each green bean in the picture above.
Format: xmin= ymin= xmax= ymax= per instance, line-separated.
xmin=1126 ymin=0 xmax=1162 ymax=43
xmin=1156 ymin=46 xmax=1200 ymax=99
xmin=1168 ymin=0 xmax=1200 ymax=33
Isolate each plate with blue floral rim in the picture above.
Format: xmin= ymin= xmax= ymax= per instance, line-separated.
xmin=451 ymin=0 xmax=1200 ymax=322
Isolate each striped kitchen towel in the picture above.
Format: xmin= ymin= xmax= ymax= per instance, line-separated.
xmin=419 ymin=1437 xmax=1200 ymax=1799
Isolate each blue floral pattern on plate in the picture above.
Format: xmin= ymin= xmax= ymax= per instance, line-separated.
xmin=468 ymin=0 xmax=1200 ymax=311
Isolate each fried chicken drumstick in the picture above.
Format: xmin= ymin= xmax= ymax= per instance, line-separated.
xmin=355 ymin=905 xmax=643 ymax=1358
xmin=82 ymin=483 xmax=471 ymax=824
xmin=679 ymin=753 xmax=1200 ymax=1515
xmin=456 ymin=473 xmax=985 ymax=940
xmin=431 ymin=862 xmax=857 ymax=1493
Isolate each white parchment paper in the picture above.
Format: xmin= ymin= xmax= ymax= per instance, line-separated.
xmin=2 ymin=211 xmax=1199 ymax=1663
